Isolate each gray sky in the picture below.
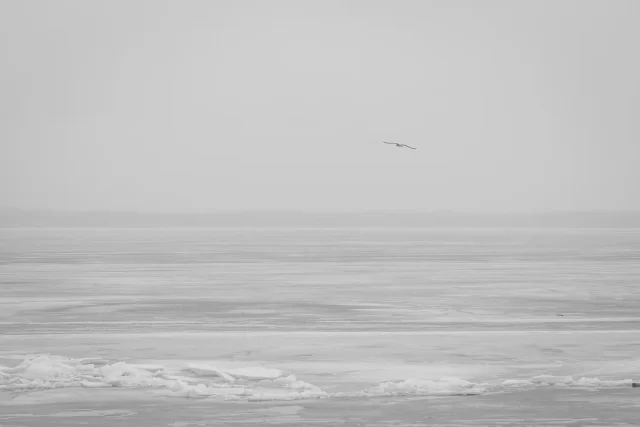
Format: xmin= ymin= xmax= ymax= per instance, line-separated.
xmin=1 ymin=0 xmax=639 ymax=212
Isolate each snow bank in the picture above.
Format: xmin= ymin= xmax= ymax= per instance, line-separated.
xmin=502 ymin=375 xmax=633 ymax=388
xmin=1 ymin=354 xmax=633 ymax=402
xmin=372 ymin=376 xmax=487 ymax=396
xmin=0 ymin=354 xmax=324 ymax=401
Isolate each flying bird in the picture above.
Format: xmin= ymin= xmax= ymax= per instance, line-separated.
xmin=383 ymin=141 xmax=417 ymax=150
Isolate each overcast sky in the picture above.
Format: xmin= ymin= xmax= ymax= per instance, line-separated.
xmin=1 ymin=0 xmax=638 ymax=212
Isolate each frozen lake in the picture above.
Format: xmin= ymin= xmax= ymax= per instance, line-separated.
xmin=1 ymin=228 xmax=639 ymax=425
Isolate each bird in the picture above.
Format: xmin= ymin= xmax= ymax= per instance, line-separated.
xmin=383 ymin=141 xmax=417 ymax=150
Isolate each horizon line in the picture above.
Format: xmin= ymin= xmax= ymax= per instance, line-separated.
xmin=3 ymin=207 xmax=640 ymax=216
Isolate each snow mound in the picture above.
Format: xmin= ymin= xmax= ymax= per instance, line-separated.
xmin=0 ymin=354 xmax=325 ymax=401
xmin=370 ymin=376 xmax=487 ymax=396
xmin=502 ymin=375 xmax=633 ymax=388
xmin=3 ymin=354 xmax=632 ymax=403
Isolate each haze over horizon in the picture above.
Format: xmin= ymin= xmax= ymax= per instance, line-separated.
xmin=2 ymin=205 xmax=640 ymax=215
xmin=2 ymin=0 xmax=639 ymax=213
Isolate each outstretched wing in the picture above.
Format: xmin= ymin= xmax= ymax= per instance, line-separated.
xmin=383 ymin=141 xmax=417 ymax=149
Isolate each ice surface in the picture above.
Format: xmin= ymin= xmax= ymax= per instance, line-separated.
xmin=2 ymin=228 xmax=640 ymax=411
xmin=186 ymin=364 xmax=283 ymax=381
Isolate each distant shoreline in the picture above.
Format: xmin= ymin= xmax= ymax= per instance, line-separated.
xmin=2 ymin=209 xmax=640 ymax=228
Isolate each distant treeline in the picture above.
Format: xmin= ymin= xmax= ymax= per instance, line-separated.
xmin=1 ymin=208 xmax=640 ymax=228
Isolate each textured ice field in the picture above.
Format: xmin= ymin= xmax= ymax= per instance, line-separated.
xmin=1 ymin=228 xmax=639 ymax=424
xmin=2 ymin=330 xmax=639 ymax=405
